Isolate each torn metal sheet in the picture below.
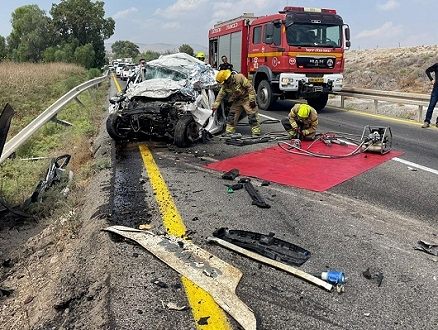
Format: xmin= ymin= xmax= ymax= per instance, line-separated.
xmin=207 ymin=236 xmax=333 ymax=292
xmin=104 ymin=225 xmax=258 ymax=330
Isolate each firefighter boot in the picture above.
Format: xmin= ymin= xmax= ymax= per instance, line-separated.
xmin=222 ymin=124 xmax=236 ymax=137
xmin=251 ymin=125 xmax=261 ymax=137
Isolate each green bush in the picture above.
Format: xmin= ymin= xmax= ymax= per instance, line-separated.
xmin=88 ymin=68 xmax=102 ymax=79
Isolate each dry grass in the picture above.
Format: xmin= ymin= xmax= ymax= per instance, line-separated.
xmin=344 ymin=44 xmax=438 ymax=93
xmin=1 ymin=62 xmax=88 ymax=135
xmin=0 ymin=62 xmax=109 ymax=214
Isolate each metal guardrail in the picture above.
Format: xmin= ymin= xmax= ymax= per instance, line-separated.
xmin=334 ymin=87 xmax=430 ymax=122
xmin=0 ymin=74 xmax=108 ymax=164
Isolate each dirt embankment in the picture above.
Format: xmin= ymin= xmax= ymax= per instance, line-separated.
xmin=344 ymin=44 xmax=438 ymax=93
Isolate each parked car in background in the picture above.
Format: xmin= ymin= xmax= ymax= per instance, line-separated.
xmin=115 ymin=63 xmax=126 ymax=77
xmin=121 ymin=64 xmax=136 ymax=81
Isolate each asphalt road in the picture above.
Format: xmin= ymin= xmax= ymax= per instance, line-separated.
xmin=106 ymin=77 xmax=438 ymax=330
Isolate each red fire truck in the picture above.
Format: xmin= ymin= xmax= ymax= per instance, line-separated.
xmin=208 ymin=6 xmax=351 ymax=111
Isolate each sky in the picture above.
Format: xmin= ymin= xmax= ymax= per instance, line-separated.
xmin=0 ymin=0 xmax=436 ymax=50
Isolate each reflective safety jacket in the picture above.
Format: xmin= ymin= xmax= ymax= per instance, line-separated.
xmin=213 ymin=73 xmax=256 ymax=108
xmin=288 ymin=103 xmax=318 ymax=136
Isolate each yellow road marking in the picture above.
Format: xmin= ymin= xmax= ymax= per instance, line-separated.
xmin=331 ymin=105 xmax=424 ymax=126
xmin=138 ymin=143 xmax=232 ymax=330
xmin=111 ymin=72 xmax=123 ymax=92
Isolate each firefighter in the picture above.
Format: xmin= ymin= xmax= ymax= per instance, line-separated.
xmin=212 ymin=70 xmax=261 ymax=137
xmin=196 ymin=52 xmax=207 ymax=63
xmin=281 ymin=103 xmax=318 ymax=140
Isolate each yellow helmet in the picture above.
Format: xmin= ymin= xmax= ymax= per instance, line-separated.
xmin=297 ymin=104 xmax=312 ymax=119
xmin=216 ymin=70 xmax=232 ymax=84
xmin=196 ymin=52 xmax=205 ymax=59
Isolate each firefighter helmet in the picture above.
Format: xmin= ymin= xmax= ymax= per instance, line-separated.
xmin=196 ymin=52 xmax=205 ymax=60
xmin=297 ymin=104 xmax=312 ymax=119
xmin=216 ymin=70 xmax=232 ymax=84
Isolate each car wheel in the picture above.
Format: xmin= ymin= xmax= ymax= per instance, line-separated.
xmin=174 ymin=115 xmax=199 ymax=147
xmin=106 ymin=113 xmax=131 ymax=141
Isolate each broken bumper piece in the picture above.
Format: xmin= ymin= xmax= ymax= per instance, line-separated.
xmin=213 ymin=228 xmax=311 ymax=266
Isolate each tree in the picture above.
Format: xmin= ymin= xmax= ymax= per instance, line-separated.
xmin=0 ymin=36 xmax=6 ymax=61
xmin=179 ymin=44 xmax=194 ymax=56
xmin=7 ymin=5 xmax=56 ymax=62
xmin=111 ymin=40 xmax=140 ymax=59
xmin=138 ymin=50 xmax=161 ymax=62
xmin=50 ymin=0 xmax=115 ymax=68
xmin=44 ymin=43 xmax=75 ymax=63
xmin=75 ymin=44 xmax=95 ymax=69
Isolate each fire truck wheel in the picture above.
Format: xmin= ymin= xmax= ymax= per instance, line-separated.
xmin=256 ymin=80 xmax=276 ymax=111
xmin=306 ymin=94 xmax=328 ymax=111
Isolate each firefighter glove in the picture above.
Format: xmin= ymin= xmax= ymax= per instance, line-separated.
xmin=249 ymin=100 xmax=256 ymax=108
xmin=302 ymin=129 xmax=309 ymax=136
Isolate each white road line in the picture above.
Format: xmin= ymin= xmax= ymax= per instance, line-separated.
xmin=248 ymin=113 xmax=438 ymax=176
xmin=259 ymin=113 xmax=278 ymax=121
xmin=392 ymin=157 xmax=438 ymax=175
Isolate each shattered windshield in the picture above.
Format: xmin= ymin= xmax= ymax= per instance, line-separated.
xmin=127 ymin=53 xmax=218 ymax=99
xmin=286 ymin=23 xmax=341 ymax=47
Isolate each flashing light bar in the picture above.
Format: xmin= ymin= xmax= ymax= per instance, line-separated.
xmin=283 ymin=6 xmax=337 ymax=14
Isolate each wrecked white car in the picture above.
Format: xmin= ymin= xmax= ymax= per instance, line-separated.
xmin=106 ymin=53 xmax=226 ymax=147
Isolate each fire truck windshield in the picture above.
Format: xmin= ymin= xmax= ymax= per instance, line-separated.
xmin=286 ymin=23 xmax=342 ymax=47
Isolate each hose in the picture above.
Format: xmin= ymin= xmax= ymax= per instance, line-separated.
xmin=278 ymin=132 xmax=367 ymax=159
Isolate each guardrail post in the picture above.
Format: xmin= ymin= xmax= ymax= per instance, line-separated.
xmin=374 ymin=99 xmax=378 ymax=114
xmin=74 ymin=97 xmax=84 ymax=107
xmin=340 ymin=95 xmax=345 ymax=108
xmin=418 ymin=105 xmax=423 ymax=122
xmin=50 ymin=114 xmax=73 ymax=127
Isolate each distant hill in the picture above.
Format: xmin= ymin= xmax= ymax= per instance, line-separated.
xmin=344 ymin=44 xmax=438 ymax=93
xmin=105 ymin=42 xmax=208 ymax=56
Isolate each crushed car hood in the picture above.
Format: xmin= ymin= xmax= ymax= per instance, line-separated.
xmin=125 ymin=79 xmax=186 ymax=99
xmin=125 ymin=52 xmax=218 ymax=100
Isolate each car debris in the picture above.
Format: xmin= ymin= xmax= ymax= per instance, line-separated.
xmin=212 ymin=228 xmax=311 ymax=267
xmin=103 ymin=225 xmax=258 ymax=330
xmin=162 ymin=301 xmax=188 ymax=311
xmin=242 ymin=179 xmax=271 ymax=208
xmin=0 ymin=103 xmax=15 ymax=158
xmin=207 ymin=235 xmax=333 ymax=292
xmin=414 ymin=240 xmax=438 ymax=256
xmin=22 ymin=154 xmax=73 ymax=210
xmin=0 ymin=154 xmax=72 ymax=219
xmin=151 ymin=279 xmax=168 ymax=288
xmin=363 ymin=267 xmax=384 ymax=287
xmin=221 ymin=168 xmax=239 ymax=180
xmin=224 ymin=183 xmax=244 ymax=192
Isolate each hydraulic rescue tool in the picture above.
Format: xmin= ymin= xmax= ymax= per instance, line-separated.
xmin=360 ymin=125 xmax=392 ymax=154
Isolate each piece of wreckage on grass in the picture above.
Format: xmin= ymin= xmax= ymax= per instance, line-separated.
xmin=0 ymin=153 xmax=73 ymax=220
xmin=107 ymin=53 xmax=227 ymax=147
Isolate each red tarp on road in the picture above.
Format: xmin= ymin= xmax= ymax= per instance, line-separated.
xmin=204 ymin=141 xmax=403 ymax=192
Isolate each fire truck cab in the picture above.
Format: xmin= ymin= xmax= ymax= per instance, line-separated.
xmin=208 ymin=7 xmax=351 ymax=111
